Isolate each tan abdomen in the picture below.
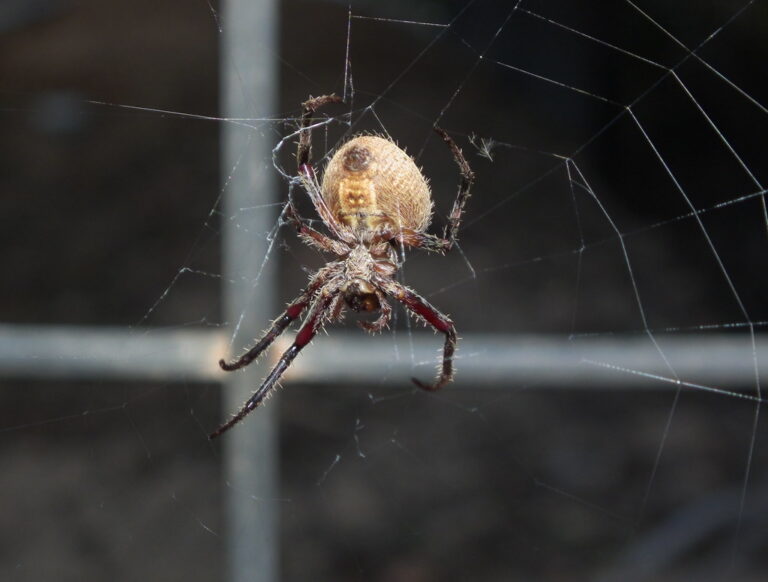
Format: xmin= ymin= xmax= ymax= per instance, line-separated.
xmin=322 ymin=135 xmax=433 ymax=233
xmin=336 ymin=175 xmax=382 ymax=231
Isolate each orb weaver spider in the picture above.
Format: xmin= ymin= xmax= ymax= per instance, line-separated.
xmin=211 ymin=95 xmax=475 ymax=438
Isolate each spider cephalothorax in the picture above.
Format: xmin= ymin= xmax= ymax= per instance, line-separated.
xmin=210 ymin=94 xmax=475 ymax=438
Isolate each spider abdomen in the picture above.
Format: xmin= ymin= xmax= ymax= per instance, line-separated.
xmin=322 ymin=135 xmax=433 ymax=234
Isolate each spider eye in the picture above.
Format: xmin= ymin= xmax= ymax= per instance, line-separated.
xmin=342 ymin=145 xmax=372 ymax=172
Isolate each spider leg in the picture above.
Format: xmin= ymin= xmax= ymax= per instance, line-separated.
xmin=433 ymin=126 xmax=475 ymax=251
xmin=219 ymin=266 xmax=334 ymax=371
xmin=284 ymin=201 xmax=348 ymax=255
xmin=295 ymin=94 xmax=353 ymax=244
xmin=329 ymin=294 xmax=346 ymax=321
xmin=391 ymin=228 xmax=451 ymax=254
xmin=357 ymin=289 xmax=392 ymax=333
xmin=374 ymin=275 xmax=457 ymax=391
xmin=370 ymin=225 xmax=449 ymax=254
xmin=297 ymin=94 xmax=343 ymax=168
xmin=210 ymin=287 xmax=339 ymax=439
xmin=377 ymin=129 xmax=473 ymax=255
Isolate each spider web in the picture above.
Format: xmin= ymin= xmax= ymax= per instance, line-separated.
xmin=1 ymin=0 xmax=767 ymax=580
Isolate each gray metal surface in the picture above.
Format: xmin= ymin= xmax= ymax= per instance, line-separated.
xmin=281 ymin=332 xmax=767 ymax=392
xmin=2 ymin=324 xmax=763 ymax=393
xmin=220 ymin=0 xmax=280 ymax=581
xmin=0 ymin=323 xmax=224 ymax=381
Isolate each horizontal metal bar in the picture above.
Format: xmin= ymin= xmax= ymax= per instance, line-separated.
xmin=0 ymin=324 xmax=764 ymax=390
xmin=281 ymin=332 xmax=767 ymax=389
xmin=0 ymin=324 xmax=227 ymax=382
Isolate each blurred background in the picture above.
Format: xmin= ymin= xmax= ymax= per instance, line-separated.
xmin=1 ymin=0 xmax=767 ymax=580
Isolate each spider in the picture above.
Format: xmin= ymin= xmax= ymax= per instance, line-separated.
xmin=210 ymin=94 xmax=475 ymax=439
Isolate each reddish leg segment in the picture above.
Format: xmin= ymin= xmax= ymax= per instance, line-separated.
xmin=357 ymin=289 xmax=392 ymax=333
xmin=375 ymin=276 xmax=457 ymax=391
xmin=219 ymin=268 xmax=332 ymax=372
xmin=433 ymin=126 xmax=475 ymax=250
xmin=284 ymin=202 xmax=348 ymax=256
xmin=211 ymin=290 xmax=338 ymax=439
xmin=391 ymin=228 xmax=451 ymax=254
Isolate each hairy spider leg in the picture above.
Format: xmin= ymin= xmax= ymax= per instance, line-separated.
xmin=297 ymin=94 xmax=343 ymax=167
xmin=375 ymin=275 xmax=457 ymax=391
xmin=357 ymin=288 xmax=392 ymax=333
xmin=372 ymin=128 xmax=475 ymax=255
xmin=283 ymin=201 xmax=348 ymax=255
xmin=295 ymin=94 xmax=352 ymax=243
xmin=211 ymin=290 xmax=338 ymax=439
xmin=388 ymin=228 xmax=453 ymax=254
xmin=433 ymin=126 xmax=475 ymax=251
xmin=218 ymin=267 xmax=332 ymax=371
xmin=298 ymin=166 xmax=350 ymax=243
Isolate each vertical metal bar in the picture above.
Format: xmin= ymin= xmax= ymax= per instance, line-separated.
xmin=221 ymin=1 xmax=279 ymax=581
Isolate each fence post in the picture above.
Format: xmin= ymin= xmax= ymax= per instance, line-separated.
xmin=221 ymin=1 xmax=280 ymax=580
